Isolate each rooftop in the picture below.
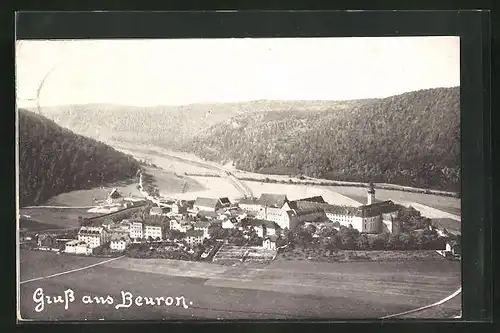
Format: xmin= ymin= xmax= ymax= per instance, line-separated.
xmin=242 ymin=219 xmax=280 ymax=229
xmin=150 ymin=207 xmax=162 ymax=214
xmin=259 ymin=193 xmax=288 ymax=208
xmin=219 ymin=197 xmax=231 ymax=204
xmin=298 ymin=196 xmax=326 ymax=204
xmin=110 ymin=233 xmax=131 ymax=242
xmin=194 ymin=197 xmax=220 ymax=209
xmin=109 ymin=188 xmax=122 ymax=199
xmin=186 ymin=230 xmax=204 ymax=237
xmin=193 ymin=221 xmax=212 ymax=228
xmin=265 ymin=235 xmax=279 ymax=242
xmin=357 ymin=200 xmax=398 ymax=217
xmin=66 ymin=240 xmax=86 ymax=246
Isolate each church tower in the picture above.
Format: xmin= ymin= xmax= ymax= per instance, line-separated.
xmin=367 ymin=183 xmax=375 ymax=205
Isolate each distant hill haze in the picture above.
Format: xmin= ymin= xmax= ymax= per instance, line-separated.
xmin=18 ymin=109 xmax=141 ymax=207
xmin=29 ymin=99 xmax=373 ymax=146
xmin=32 ymin=87 xmax=460 ymax=192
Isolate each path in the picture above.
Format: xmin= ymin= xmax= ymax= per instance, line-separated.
xmin=20 ymin=255 xmax=125 ymax=285
xmin=380 ymin=287 xmax=461 ymax=319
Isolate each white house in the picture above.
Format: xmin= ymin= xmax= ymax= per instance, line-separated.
xmin=129 ymin=221 xmax=144 ymax=240
xmin=193 ymin=221 xmax=211 ymax=239
xmin=65 ymin=240 xmax=93 ymax=255
xmin=222 ymin=219 xmax=237 ymax=229
xmin=242 ymin=219 xmax=280 ymax=238
xmin=110 ymin=233 xmax=131 ymax=251
xmin=185 ymin=230 xmax=205 ymax=247
xmin=78 ymin=226 xmax=109 ymax=249
xmin=144 ymin=223 xmax=163 ymax=240
xmin=262 ymin=235 xmax=278 ymax=250
xmin=170 ymin=219 xmax=192 ymax=233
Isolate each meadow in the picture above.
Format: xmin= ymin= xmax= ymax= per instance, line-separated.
xmin=43 ymin=179 xmax=143 ymax=207
xmin=18 ymin=207 xmax=103 ymax=230
xmin=143 ymin=166 xmax=206 ymax=197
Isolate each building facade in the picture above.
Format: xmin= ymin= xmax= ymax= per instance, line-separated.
xmin=65 ymin=240 xmax=93 ymax=255
xmin=144 ymin=224 xmax=163 ymax=240
xmin=130 ymin=221 xmax=144 ymax=239
xmin=193 ymin=221 xmax=211 ymax=239
xmin=185 ymin=230 xmax=205 ymax=247
xmin=77 ymin=226 xmax=108 ymax=248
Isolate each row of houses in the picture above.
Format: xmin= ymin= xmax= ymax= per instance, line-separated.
xmin=236 ymin=186 xmax=401 ymax=234
xmin=62 ymin=183 xmax=402 ymax=256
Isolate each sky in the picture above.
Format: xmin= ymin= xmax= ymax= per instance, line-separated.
xmin=15 ymin=37 xmax=460 ymax=108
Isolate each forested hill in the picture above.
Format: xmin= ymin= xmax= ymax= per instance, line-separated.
xmin=18 ymin=109 xmax=140 ymax=207
xmin=178 ymin=87 xmax=461 ymax=192
xmin=33 ymin=100 xmax=370 ymax=146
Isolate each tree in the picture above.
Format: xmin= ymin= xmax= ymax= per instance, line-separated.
xmin=398 ymin=232 xmax=413 ymax=249
xmin=208 ymin=224 xmax=228 ymax=239
xmin=168 ymin=230 xmax=186 ymax=240
xmin=338 ymin=225 xmax=359 ymax=250
xmin=356 ymin=234 xmax=369 ymax=250
xmin=77 ymin=216 xmax=85 ymax=226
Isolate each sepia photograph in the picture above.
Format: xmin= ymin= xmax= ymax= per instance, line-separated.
xmin=16 ymin=37 xmax=461 ymax=321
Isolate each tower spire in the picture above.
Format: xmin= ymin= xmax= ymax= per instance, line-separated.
xmin=367 ymin=182 xmax=375 ymax=205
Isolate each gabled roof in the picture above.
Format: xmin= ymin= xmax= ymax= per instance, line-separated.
xmin=299 ymin=196 xmax=326 ymax=204
xmin=193 ymin=221 xmax=212 ymax=228
xmin=293 ymin=206 xmax=326 ymax=216
xmin=259 ymin=193 xmax=288 ymax=208
xmin=194 ymin=197 xmax=220 ymax=209
xmin=110 ymin=233 xmax=130 ymax=242
xmin=219 ymin=197 xmax=231 ymax=204
xmin=356 ymin=200 xmax=398 ymax=218
xmin=109 ymin=188 xmax=121 ymax=198
xmin=242 ymin=219 xmax=279 ymax=229
xmin=324 ymin=205 xmax=359 ymax=215
xmin=198 ymin=210 xmax=218 ymax=218
xmin=237 ymin=198 xmax=261 ymax=205
xmin=150 ymin=207 xmax=162 ymax=214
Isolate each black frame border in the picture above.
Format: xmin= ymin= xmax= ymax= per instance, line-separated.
xmin=9 ymin=9 xmax=493 ymax=332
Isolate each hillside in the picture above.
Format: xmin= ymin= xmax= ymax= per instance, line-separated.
xmin=32 ymin=100 xmax=370 ymax=146
xmin=178 ymin=87 xmax=461 ymax=192
xmin=18 ymin=109 xmax=141 ymax=207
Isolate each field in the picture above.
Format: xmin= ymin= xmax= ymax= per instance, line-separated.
xmin=44 ymin=178 xmax=143 ymax=207
xmin=19 ymin=250 xmax=111 ymax=282
xmin=278 ymin=249 xmax=453 ymax=263
xmin=172 ymin=176 xmax=244 ymax=201
xmin=18 ymin=207 xmax=103 ymax=230
xmin=213 ymin=245 xmax=276 ymax=265
xmin=142 ymin=166 xmax=206 ymax=196
xmin=111 ymin=142 xmax=216 ymax=174
xmin=18 ymin=250 xmax=461 ymax=320
xmin=19 ymin=219 xmax=65 ymax=231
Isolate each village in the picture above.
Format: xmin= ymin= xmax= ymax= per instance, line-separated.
xmin=19 ymin=170 xmax=461 ymax=265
